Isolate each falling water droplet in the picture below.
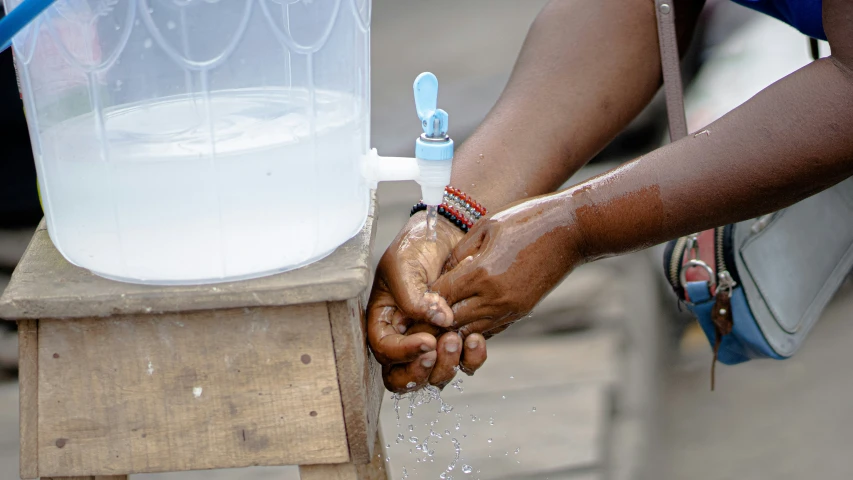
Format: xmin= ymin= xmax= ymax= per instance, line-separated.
xmin=409 ymin=425 xmax=414 ymax=432
xmin=409 ymin=436 xmax=418 ymax=444
xmin=406 ymin=381 xmax=417 ymax=389
xmin=487 ymin=438 xmax=492 ymax=443
xmin=462 ymin=465 xmax=473 ymax=474
xmin=515 ymin=447 xmax=521 ymax=454
xmin=167 ymin=20 xmax=176 ymax=30
xmin=426 ymin=205 xmax=438 ymax=242
xmin=531 ymin=406 xmax=537 ymax=413
xmin=501 ymin=395 xmax=506 ymax=400
xmin=143 ymin=38 xmax=153 ymax=49
xmin=489 ymin=417 xmax=494 ymax=426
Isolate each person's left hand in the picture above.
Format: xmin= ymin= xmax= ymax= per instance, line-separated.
xmin=431 ymin=195 xmax=584 ymax=341
xmin=367 ymin=212 xmax=488 ymax=392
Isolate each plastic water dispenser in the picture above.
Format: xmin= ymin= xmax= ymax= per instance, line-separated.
xmin=0 ymin=0 xmax=453 ymax=284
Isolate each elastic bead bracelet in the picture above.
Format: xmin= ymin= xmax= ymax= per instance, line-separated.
xmin=410 ymin=202 xmax=470 ymax=233
xmin=410 ymin=186 xmax=487 ymax=234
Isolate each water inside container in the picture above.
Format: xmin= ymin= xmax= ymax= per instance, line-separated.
xmin=40 ymin=87 xmax=369 ymax=283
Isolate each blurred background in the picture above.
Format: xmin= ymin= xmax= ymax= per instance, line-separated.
xmin=2 ymin=1 xmax=852 ymax=479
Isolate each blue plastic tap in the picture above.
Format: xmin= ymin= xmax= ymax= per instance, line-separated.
xmin=412 ymin=72 xmax=453 ymax=205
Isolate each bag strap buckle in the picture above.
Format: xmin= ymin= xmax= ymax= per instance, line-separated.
xmin=679 ymin=259 xmax=716 ymax=290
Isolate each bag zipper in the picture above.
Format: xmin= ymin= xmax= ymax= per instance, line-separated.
xmin=668 ymin=236 xmax=688 ymax=290
xmin=668 ymin=227 xmax=737 ymax=296
xmin=711 ymin=225 xmax=736 ymax=391
xmin=715 ymin=226 xmax=737 ymax=293
xmin=715 ymin=227 xmax=726 ymax=274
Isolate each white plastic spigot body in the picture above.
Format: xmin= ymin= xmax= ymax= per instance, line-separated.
xmin=361 ymin=72 xmax=453 ymax=204
xmin=418 ymin=157 xmax=452 ymax=205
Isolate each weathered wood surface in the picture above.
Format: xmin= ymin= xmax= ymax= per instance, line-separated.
xmin=36 ymin=305 xmax=349 ymax=477
xmin=43 ymin=476 xmax=128 ymax=480
xmin=328 ymin=298 xmax=384 ymax=465
xmin=463 ymin=331 xmax=620 ymax=394
xmin=509 ymin=472 xmax=602 ymax=480
xmin=0 ymin=196 xmax=376 ymax=321
xmin=18 ymin=319 xmax=38 ymax=479
xmin=300 ymin=429 xmax=389 ymax=480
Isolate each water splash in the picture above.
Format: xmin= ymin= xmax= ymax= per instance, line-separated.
xmin=426 ymin=205 xmax=438 ymax=242
xmin=390 ymin=384 xmax=475 ymax=480
xmin=392 ymin=393 xmax=402 ymax=426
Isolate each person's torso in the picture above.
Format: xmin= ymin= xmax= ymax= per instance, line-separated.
xmin=730 ymin=0 xmax=826 ymax=40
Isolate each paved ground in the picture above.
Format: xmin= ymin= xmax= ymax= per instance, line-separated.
xmin=651 ymin=281 xmax=853 ymax=480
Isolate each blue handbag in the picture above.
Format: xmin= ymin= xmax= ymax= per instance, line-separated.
xmin=663 ymin=189 xmax=853 ymax=374
xmin=655 ymin=1 xmax=853 ymax=388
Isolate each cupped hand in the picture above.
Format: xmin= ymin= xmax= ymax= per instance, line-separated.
xmin=432 ymin=195 xmax=584 ymax=340
xmin=367 ymin=212 xmax=487 ymax=393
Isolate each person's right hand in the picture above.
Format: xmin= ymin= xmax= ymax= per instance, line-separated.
xmin=367 ymin=212 xmax=488 ymax=393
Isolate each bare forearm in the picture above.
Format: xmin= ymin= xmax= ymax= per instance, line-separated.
xmin=450 ymin=0 xmax=702 ymax=212
xmin=560 ymin=57 xmax=853 ymax=260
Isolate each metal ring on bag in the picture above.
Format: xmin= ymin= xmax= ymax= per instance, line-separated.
xmin=679 ymin=259 xmax=716 ymax=289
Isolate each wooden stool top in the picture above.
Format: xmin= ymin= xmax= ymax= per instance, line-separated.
xmin=0 ymin=195 xmax=377 ymax=320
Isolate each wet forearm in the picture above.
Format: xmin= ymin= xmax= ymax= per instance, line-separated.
xmin=449 ymin=0 xmax=702 ymax=212
xmin=560 ymin=57 xmax=853 ymax=260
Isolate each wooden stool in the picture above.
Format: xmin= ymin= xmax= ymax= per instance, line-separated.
xmin=0 ymin=200 xmax=388 ymax=480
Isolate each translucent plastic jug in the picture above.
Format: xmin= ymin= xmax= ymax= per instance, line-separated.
xmin=5 ymin=0 xmax=375 ymax=284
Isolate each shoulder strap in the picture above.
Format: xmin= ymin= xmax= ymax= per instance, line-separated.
xmin=654 ymin=0 xmax=689 ymax=141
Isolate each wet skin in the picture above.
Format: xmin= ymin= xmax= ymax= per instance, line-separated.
xmin=368 ymin=0 xmax=853 ymax=392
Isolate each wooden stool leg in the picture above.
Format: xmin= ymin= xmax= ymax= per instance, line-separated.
xmin=300 ymin=429 xmax=388 ymax=480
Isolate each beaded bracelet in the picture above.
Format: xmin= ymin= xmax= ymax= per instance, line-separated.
xmin=410 ymin=186 xmax=487 ymax=233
